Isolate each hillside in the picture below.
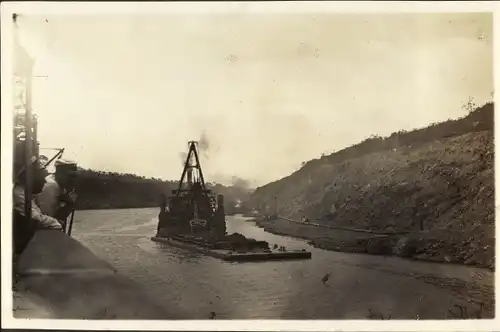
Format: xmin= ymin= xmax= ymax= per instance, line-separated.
xmin=73 ymin=171 xmax=172 ymax=210
xmin=74 ymin=170 xmax=252 ymax=211
xmin=248 ymin=102 xmax=494 ymax=269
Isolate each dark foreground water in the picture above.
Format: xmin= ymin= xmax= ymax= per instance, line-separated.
xmin=73 ymin=208 xmax=494 ymax=319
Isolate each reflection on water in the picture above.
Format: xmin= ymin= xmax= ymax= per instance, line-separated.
xmin=73 ymin=208 xmax=493 ymax=319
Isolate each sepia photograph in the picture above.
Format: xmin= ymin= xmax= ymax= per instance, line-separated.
xmin=1 ymin=1 xmax=497 ymax=330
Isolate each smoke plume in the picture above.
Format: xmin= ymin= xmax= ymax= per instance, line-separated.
xmin=179 ymin=151 xmax=188 ymax=166
xmin=198 ymin=131 xmax=210 ymax=159
xmin=178 ymin=131 xmax=210 ymax=167
xmin=231 ymin=176 xmax=251 ymax=189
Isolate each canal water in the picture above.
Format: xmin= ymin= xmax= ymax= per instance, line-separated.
xmin=73 ymin=208 xmax=494 ymax=319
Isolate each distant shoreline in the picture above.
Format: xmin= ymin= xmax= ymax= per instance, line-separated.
xmin=75 ymin=204 xmax=159 ymax=211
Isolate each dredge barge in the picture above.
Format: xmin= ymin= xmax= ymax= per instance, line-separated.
xmin=151 ymin=141 xmax=311 ymax=262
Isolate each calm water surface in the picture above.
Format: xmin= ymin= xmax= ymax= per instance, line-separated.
xmin=73 ymin=208 xmax=494 ymax=319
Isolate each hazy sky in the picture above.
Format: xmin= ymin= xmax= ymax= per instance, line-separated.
xmin=16 ymin=12 xmax=493 ymax=186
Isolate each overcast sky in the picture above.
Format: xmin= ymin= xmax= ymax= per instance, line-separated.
xmin=16 ymin=12 xmax=493 ymax=186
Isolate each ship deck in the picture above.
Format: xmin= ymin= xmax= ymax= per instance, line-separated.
xmin=151 ymin=236 xmax=312 ymax=262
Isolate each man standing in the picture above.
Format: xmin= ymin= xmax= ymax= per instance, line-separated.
xmin=36 ymin=159 xmax=78 ymax=231
xmin=13 ymin=144 xmax=63 ymax=255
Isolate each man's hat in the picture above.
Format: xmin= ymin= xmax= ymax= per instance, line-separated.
xmin=55 ymin=159 xmax=78 ymax=172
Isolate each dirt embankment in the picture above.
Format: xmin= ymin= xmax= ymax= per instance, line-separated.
xmin=249 ymin=103 xmax=494 ymax=269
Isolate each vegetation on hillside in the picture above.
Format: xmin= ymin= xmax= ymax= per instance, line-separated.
xmin=253 ymin=102 xmax=493 ymax=197
xmin=248 ymin=102 xmax=494 ymax=269
xmin=73 ymin=169 xmax=252 ymax=211
xmin=73 ymin=170 xmax=172 ymax=210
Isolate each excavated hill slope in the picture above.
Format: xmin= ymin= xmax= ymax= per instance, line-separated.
xmin=249 ymin=103 xmax=494 ymax=268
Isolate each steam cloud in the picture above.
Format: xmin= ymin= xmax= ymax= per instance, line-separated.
xmin=178 ymin=131 xmax=210 ymax=167
xmin=198 ymin=131 xmax=210 ymax=159
xmin=231 ymin=176 xmax=251 ymax=189
xmin=177 ymin=131 xmax=255 ymax=190
xmin=179 ymin=151 xmax=188 ymax=166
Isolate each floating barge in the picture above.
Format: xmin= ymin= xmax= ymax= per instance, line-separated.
xmin=151 ymin=235 xmax=312 ymax=262
xmin=151 ymin=141 xmax=312 ymax=262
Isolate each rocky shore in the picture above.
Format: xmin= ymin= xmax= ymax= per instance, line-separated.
xmin=253 ymin=218 xmax=494 ymax=271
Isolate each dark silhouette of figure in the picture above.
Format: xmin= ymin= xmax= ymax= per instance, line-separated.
xmin=13 ymin=142 xmax=62 ymax=256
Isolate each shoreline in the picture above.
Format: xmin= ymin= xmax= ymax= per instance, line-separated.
xmin=75 ymin=205 xmax=158 ymax=211
xmin=251 ymin=218 xmax=495 ymax=272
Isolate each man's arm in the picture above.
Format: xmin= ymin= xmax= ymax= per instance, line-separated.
xmin=35 ymin=180 xmax=60 ymax=217
xmin=13 ymin=187 xmax=62 ymax=230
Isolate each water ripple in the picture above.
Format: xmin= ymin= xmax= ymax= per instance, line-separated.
xmin=72 ymin=208 xmax=494 ymax=319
